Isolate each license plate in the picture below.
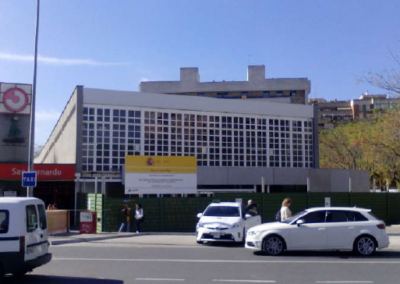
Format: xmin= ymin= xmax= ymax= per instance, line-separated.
xmin=213 ymin=232 xmax=223 ymax=238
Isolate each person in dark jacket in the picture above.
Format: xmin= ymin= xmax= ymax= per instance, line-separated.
xmin=119 ymin=204 xmax=131 ymax=232
xmin=245 ymin=199 xmax=258 ymax=216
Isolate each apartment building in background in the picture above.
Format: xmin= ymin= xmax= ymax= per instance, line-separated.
xmin=310 ymin=92 xmax=400 ymax=130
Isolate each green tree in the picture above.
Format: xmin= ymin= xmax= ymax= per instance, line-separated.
xmin=319 ymin=106 xmax=400 ymax=189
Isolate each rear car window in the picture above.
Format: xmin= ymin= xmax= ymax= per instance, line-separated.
xmin=38 ymin=204 xmax=47 ymax=230
xmin=326 ymin=211 xmax=350 ymax=223
xmin=347 ymin=211 xmax=369 ymax=222
xmin=326 ymin=211 xmax=369 ymax=223
xmin=0 ymin=210 xmax=9 ymax=234
xmin=366 ymin=212 xmax=380 ymax=221
xmin=26 ymin=205 xmax=38 ymax=232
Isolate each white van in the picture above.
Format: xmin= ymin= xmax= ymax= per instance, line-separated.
xmin=0 ymin=197 xmax=52 ymax=279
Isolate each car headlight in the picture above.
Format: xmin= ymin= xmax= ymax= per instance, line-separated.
xmin=247 ymin=230 xmax=261 ymax=236
xmin=197 ymin=222 xmax=204 ymax=228
xmin=231 ymin=222 xmax=240 ymax=229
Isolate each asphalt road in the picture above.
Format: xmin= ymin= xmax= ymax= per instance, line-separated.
xmin=5 ymin=235 xmax=400 ymax=284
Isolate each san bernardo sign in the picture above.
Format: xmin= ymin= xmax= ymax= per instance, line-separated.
xmin=125 ymin=156 xmax=197 ymax=195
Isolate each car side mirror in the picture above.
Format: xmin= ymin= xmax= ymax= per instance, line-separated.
xmin=245 ymin=214 xmax=252 ymax=219
xmin=197 ymin=213 xmax=203 ymax=218
xmin=296 ymin=219 xmax=305 ymax=226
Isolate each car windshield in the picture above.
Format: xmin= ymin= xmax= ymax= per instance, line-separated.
xmin=203 ymin=206 xmax=240 ymax=217
xmin=282 ymin=210 xmax=306 ymax=224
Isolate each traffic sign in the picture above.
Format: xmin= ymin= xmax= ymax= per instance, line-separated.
xmin=22 ymin=171 xmax=37 ymax=188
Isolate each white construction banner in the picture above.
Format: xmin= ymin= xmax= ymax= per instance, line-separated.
xmin=125 ymin=156 xmax=197 ymax=194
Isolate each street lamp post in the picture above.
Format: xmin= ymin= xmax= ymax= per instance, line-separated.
xmin=27 ymin=0 xmax=40 ymax=197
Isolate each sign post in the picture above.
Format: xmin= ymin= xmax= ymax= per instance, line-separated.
xmin=27 ymin=0 xmax=41 ymax=197
xmin=324 ymin=197 xmax=331 ymax=207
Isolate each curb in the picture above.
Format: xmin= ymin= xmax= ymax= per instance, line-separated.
xmin=50 ymin=232 xmax=194 ymax=246
xmin=50 ymin=233 xmax=141 ymax=246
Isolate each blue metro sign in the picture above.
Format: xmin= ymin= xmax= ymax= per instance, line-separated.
xmin=22 ymin=171 xmax=37 ymax=188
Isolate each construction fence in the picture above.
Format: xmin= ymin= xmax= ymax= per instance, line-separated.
xmin=78 ymin=192 xmax=400 ymax=233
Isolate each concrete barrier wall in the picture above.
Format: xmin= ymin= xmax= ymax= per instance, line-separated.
xmin=47 ymin=210 xmax=69 ymax=235
xmin=198 ymin=167 xmax=369 ymax=192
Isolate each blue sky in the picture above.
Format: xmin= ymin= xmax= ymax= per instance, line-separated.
xmin=1 ymin=0 xmax=400 ymax=144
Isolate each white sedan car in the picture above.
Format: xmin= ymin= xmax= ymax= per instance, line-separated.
xmin=246 ymin=207 xmax=389 ymax=256
xmin=196 ymin=202 xmax=261 ymax=243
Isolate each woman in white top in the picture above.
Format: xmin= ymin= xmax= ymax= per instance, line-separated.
xmin=135 ymin=204 xmax=144 ymax=233
xmin=280 ymin=198 xmax=292 ymax=222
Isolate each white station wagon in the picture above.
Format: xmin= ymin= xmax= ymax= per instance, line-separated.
xmin=246 ymin=207 xmax=389 ymax=256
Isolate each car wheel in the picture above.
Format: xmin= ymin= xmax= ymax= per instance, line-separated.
xmin=262 ymin=235 xmax=285 ymax=256
xmin=354 ymin=236 xmax=376 ymax=256
xmin=197 ymin=240 xmax=204 ymax=244
xmin=13 ymin=270 xmax=29 ymax=278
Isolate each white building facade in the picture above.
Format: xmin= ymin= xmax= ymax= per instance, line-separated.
xmin=37 ymin=86 xmax=368 ymax=195
xmin=80 ymin=90 xmax=315 ymax=173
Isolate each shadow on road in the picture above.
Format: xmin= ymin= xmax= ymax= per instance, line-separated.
xmin=253 ymin=250 xmax=400 ymax=259
xmin=4 ymin=275 xmax=123 ymax=284
xmin=201 ymin=242 xmax=245 ymax=248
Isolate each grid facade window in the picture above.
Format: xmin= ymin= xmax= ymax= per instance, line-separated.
xmin=304 ymin=121 xmax=314 ymax=168
xmin=292 ymin=121 xmax=303 ymax=168
xmin=269 ymin=119 xmax=280 ymax=167
xmin=82 ymin=105 xmax=314 ymax=172
xmin=82 ymin=107 xmax=141 ymax=172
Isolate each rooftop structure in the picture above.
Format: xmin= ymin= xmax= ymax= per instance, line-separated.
xmin=140 ymin=66 xmax=311 ymax=105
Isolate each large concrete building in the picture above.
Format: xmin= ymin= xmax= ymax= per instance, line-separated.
xmin=36 ymin=83 xmax=368 ymax=196
xmin=140 ymin=66 xmax=311 ymax=105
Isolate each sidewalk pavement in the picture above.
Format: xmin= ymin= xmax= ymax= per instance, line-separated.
xmin=387 ymin=225 xmax=400 ymax=235
xmin=49 ymin=231 xmax=193 ymax=246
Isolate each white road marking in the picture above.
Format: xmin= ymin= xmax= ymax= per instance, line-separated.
xmin=316 ymin=282 xmax=374 ymax=284
xmin=213 ymin=280 xmax=276 ymax=283
xmin=53 ymin=257 xmax=400 ymax=265
xmin=136 ymin=278 xmax=185 ymax=282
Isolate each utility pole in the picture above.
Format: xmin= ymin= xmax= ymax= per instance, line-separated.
xmin=27 ymin=0 xmax=40 ymax=197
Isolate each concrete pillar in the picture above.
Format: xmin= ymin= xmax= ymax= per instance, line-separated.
xmin=101 ymin=176 xmax=106 ymax=195
xmin=349 ymin=178 xmax=352 ymax=193
xmin=261 ymin=177 xmax=265 ymax=193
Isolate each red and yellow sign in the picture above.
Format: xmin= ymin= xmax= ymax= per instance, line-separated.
xmin=125 ymin=156 xmax=197 ymax=195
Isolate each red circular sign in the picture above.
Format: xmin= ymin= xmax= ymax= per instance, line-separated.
xmin=3 ymin=88 xmax=29 ymax=112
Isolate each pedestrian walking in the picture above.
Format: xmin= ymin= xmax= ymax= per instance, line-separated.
xmin=279 ymin=198 xmax=292 ymax=222
xmin=245 ymin=199 xmax=258 ymax=216
xmin=135 ymin=204 xmax=144 ymax=233
xmin=118 ymin=204 xmax=131 ymax=232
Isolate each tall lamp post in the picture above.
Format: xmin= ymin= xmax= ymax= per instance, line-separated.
xmin=27 ymin=0 xmax=40 ymax=197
